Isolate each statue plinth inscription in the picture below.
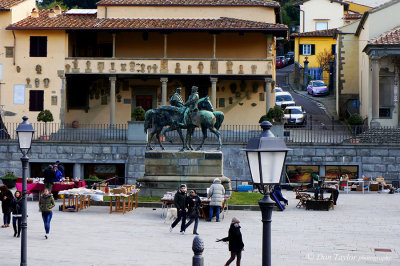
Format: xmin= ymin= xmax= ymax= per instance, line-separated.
xmin=137 ymin=150 xmax=231 ymax=197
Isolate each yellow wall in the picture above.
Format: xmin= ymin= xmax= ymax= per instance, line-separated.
xmin=345 ymin=1 xmax=372 ymax=13
xmin=0 ymin=30 xmax=66 ymax=123
xmin=98 ymin=6 xmax=276 ymax=23
xmin=295 ymin=36 xmax=336 ymax=68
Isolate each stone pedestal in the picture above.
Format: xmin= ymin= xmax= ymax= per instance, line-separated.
xmin=137 ymin=150 xmax=231 ymax=197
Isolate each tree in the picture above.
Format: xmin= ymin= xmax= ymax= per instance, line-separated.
xmin=316 ymin=49 xmax=332 ymax=71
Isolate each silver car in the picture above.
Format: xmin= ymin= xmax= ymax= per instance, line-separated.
xmin=283 ymin=106 xmax=307 ymax=126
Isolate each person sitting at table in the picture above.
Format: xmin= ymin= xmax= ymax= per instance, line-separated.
xmin=43 ymin=165 xmax=55 ymax=192
xmin=184 ymin=190 xmax=202 ymax=235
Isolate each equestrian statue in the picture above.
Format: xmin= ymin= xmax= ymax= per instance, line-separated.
xmin=144 ymin=86 xmax=224 ymax=151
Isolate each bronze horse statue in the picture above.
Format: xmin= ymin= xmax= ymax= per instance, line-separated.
xmin=144 ymin=97 xmax=224 ymax=151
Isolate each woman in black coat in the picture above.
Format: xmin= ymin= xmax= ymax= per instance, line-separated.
xmin=11 ymin=191 xmax=23 ymax=237
xmin=217 ymin=217 xmax=244 ymax=266
xmin=0 ymin=185 xmax=13 ymax=228
xmin=184 ymin=190 xmax=202 ymax=235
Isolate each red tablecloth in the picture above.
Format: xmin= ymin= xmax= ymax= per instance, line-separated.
xmin=16 ymin=180 xmax=86 ymax=194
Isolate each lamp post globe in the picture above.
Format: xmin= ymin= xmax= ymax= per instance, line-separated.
xmin=243 ymin=121 xmax=291 ymax=266
xmin=16 ymin=116 xmax=34 ymax=266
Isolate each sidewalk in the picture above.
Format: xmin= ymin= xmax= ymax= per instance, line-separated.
xmin=1 ymin=191 xmax=399 ymax=265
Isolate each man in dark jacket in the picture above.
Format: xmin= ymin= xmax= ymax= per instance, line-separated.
xmin=184 ymin=190 xmax=202 ymax=235
xmin=43 ymin=165 xmax=56 ymax=191
xmin=170 ymin=184 xmax=187 ymax=234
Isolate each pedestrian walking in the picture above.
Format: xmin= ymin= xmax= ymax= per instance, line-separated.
xmin=39 ymin=188 xmax=55 ymax=239
xmin=207 ymin=178 xmax=225 ymax=222
xmin=184 ymin=190 xmax=202 ymax=235
xmin=0 ymin=185 xmax=13 ymax=228
xmin=11 ymin=191 xmax=23 ymax=237
xmin=43 ymin=165 xmax=55 ymax=192
xmin=169 ymin=184 xmax=187 ymax=235
xmin=217 ymin=217 xmax=244 ymax=266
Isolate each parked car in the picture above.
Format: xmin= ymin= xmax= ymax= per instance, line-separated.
xmin=276 ymin=57 xmax=283 ymax=68
xmin=275 ymin=87 xmax=283 ymax=92
xmin=275 ymin=91 xmax=295 ymax=109
xmin=307 ymin=80 xmax=329 ymax=96
xmin=277 ymin=56 xmax=287 ymax=67
xmin=286 ymin=52 xmax=294 ymax=64
xmin=283 ymin=106 xmax=307 ymax=126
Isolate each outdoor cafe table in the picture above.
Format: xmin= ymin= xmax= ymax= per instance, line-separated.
xmin=108 ymin=189 xmax=140 ymax=214
xmin=16 ymin=181 xmax=86 ymax=194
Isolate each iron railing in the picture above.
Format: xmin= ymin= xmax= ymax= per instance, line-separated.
xmin=1 ymin=122 xmax=400 ymax=145
xmin=0 ymin=122 xmax=127 ymax=142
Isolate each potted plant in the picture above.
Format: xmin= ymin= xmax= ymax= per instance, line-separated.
xmin=0 ymin=172 xmax=17 ymax=189
xmin=132 ymin=106 xmax=145 ymax=121
xmin=84 ymin=175 xmax=101 ymax=188
xmin=347 ymin=114 xmax=364 ymax=142
xmin=37 ymin=109 xmax=54 ymax=140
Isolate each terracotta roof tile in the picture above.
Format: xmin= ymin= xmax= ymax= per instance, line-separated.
xmin=7 ymin=11 xmax=288 ymax=33
xmin=370 ymin=25 xmax=400 ymax=45
xmin=96 ymin=0 xmax=280 ymax=7
xmin=291 ymin=28 xmax=338 ymax=38
xmin=344 ymin=13 xmax=362 ymax=19
xmin=0 ymin=0 xmax=25 ymax=9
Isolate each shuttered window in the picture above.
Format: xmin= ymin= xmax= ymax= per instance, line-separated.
xmin=299 ymin=44 xmax=315 ymax=56
xmin=29 ymin=36 xmax=47 ymax=57
xmin=29 ymin=90 xmax=44 ymax=111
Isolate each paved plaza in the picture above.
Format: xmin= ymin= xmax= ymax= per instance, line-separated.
xmin=0 ymin=191 xmax=399 ymax=266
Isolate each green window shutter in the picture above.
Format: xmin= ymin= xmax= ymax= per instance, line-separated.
xmin=299 ymin=44 xmax=303 ymax=55
xmin=311 ymin=44 xmax=315 ymax=55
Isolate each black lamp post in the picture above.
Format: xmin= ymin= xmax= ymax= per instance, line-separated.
xmin=244 ymin=121 xmax=291 ymax=266
xmin=16 ymin=116 xmax=34 ymax=266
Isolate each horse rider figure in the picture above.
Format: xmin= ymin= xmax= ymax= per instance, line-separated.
xmin=170 ymin=87 xmax=185 ymax=108
xmin=183 ymin=86 xmax=199 ymax=126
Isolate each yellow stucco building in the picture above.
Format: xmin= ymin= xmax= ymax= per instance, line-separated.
xmin=0 ymin=0 xmax=288 ymax=128
xmin=336 ymin=0 xmax=400 ymax=126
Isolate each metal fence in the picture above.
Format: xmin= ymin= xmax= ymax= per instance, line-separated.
xmin=0 ymin=123 xmax=127 ymax=142
xmin=1 ymin=121 xmax=400 ymax=145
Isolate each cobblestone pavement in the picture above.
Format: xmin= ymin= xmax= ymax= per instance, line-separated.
xmin=1 ymin=191 xmax=399 ymax=266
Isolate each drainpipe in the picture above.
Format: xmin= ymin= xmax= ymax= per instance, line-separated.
xmin=299 ymin=9 xmax=305 ymax=33
xmin=12 ymin=30 xmax=16 ymax=65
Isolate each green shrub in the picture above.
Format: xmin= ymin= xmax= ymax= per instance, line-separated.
xmin=37 ymin=110 xmax=54 ymax=123
xmin=132 ymin=106 xmax=146 ymax=121
xmin=347 ymin=114 xmax=364 ymax=125
xmin=1 ymin=172 xmax=17 ymax=180
xmin=85 ymin=175 xmax=101 ymax=182
xmin=259 ymin=106 xmax=284 ymax=123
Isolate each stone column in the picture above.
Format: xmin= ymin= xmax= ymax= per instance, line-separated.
xmin=58 ymin=71 xmax=67 ymax=127
xmin=210 ymin=77 xmax=218 ymax=108
xmin=112 ymin=33 xmax=116 ymax=58
xmin=163 ymin=34 xmax=168 ymax=59
xmin=212 ymin=34 xmax=217 ymax=59
xmin=160 ymin=77 xmax=168 ymax=106
xmin=109 ymin=76 xmax=117 ymax=125
xmin=265 ymin=78 xmax=273 ymax=112
xmin=370 ymin=56 xmax=380 ymax=127
xmin=303 ymin=57 xmax=309 ymax=90
xmin=73 ymin=163 xmax=82 ymax=179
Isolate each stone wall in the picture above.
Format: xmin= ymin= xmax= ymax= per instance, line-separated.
xmin=0 ymin=142 xmax=399 ymax=186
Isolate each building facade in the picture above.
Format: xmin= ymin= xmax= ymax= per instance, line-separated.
xmin=0 ymin=0 xmax=288 ymax=127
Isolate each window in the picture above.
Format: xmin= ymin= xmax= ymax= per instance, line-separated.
xmin=315 ymin=22 xmax=328 ymax=31
xmin=331 ymin=44 xmax=336 ymax=55
xmin=299 ymin=44 xmax=315 ymax=56
xmin=29 ymin=90 xmax=44 ymax=111
xmin=325 ymin=166 xmax=358 ymax=179
xmin=29 ymin=36 xmax=47 ymax=57
xmin=5 ymin=47 xmax=14 ymax=58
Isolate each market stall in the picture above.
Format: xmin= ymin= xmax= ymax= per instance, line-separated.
xmin=16 ymin=179 xmax=86 ymax=194
xmin=109 ymin=186 xmax=140 ymax=214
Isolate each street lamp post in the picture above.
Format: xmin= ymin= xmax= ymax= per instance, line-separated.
xmin=16 ymin=116 xmax=35 ymax=266
xmin=244 ymin=121 xmax=291 ymax=266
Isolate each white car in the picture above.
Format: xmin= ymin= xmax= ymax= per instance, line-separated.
xmin=283 ymin=106 xmax=307 ymax=126
xmin=275 ymin=87 xmax=283 ymax=93
xmin=275 ymin=91 xmax=295 ymax=109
